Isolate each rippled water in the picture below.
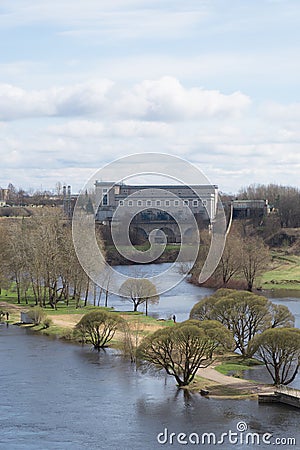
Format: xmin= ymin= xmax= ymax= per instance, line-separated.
xmin=1 ymin=325 xmax=300 ymax=450
xmin=1 ymin=264 xmax=300 ymax=449
xmin=101 ymin=263 xmax=214 ymax=322
xmin=106 ymin=263 xmax=300 ymax=327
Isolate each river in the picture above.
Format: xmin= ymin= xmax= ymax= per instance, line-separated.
xmin=107 ymin=263 xmax=300 ymax=329
xmin=1 ymin=263 xmax=300 ymax=449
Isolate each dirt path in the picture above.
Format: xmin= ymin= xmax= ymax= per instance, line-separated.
xmin=197 ymin=366 xmax=274 ymax=394
xmin=0 ymin=301 xmax=23 ymax=311
xmin=0 ymin=301 xmax=25 ymax=322
xmin=51 ymin=314 xmax=83 ymax=328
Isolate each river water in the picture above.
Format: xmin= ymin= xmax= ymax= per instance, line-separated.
xmin=108 ymin=263 xmax=300 ymax=329
xmin=1 ymin=263 xmax=300 ymax=449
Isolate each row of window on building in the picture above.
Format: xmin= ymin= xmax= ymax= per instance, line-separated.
xmin=116 ymin=198 xmax=207 ymax=208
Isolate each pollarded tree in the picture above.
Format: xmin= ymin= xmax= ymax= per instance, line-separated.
xmin=189 ymin=295 xmax=216 ymax=322
xmin=137 ymin=322 xmax=230 ymax=386
xmin=270 ymin=304 xmax=295 ymax=328
xmin=75 ymin=310 xmax=124 ymax=350
xmin=250 ymin=328 xmax=300 ymax=385
xmin=190 ymin=289 xmax=296 ymax=358
xmin=119 ymin=278 xmax=159 ymax=313
xmin=190 ymin=289 xmax=272 ymax=357
xmin=189 ymin=319 xmax=235 ymax=357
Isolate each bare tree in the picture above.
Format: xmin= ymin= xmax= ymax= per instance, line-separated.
xmin=241 ymin=236 xmax=270 ymax=291
xmin=119 ymin=278 xmax=159 ymax=313
xmin=217 ymin=232 xmax=242 ymax=285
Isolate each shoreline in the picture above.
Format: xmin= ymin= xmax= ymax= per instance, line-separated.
xmin=0 ymin=300 xmax=275 ymax=400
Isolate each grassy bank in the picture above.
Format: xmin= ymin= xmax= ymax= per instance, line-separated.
xmin=261 ymin=252 xmax=300 ymax=291
xmin=105 ymin=243 xmax=180 ymax=265
xmin=213 ymin=355 xmax=263 ymax=376
xmin=189 ymin=377 xmax=259 ymax=398
xmin=0 ymin=292 xmax=174 ymax=345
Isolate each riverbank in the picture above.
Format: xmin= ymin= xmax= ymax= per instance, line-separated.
xmin=0 ymin=299 xmax=273 ymax=399
xmin=105 ymin=243 xmax=180 ymax=265
xmin=190 ymin=250 xmax=300 ymax=293
xmin=261 ymin=252 xmax=300 ymax=291
xmin=192 ymin=358 xmax=274 ymax=399
xmin=0 ymin=299 xmax=173 ymax=340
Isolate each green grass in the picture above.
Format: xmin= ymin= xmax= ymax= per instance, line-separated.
xmin=215 ymin=363 xmax=253 ymax=376
xmin=26 ymin=323 xmax=74 ymax=339
xmin=45 ymin=305 xmax=112 ymax=315
xmin=0 ymin=287 xmax=174 ymax=346
xmin=116 ymin=311 xmax=174 ymax=327
xmin=0 ymin=288 xmax=108 ymax=313
xmin=214 ymin=356 xmax=262 ymax=376
xmin=261 ymin=252 xmax=300 ymax=290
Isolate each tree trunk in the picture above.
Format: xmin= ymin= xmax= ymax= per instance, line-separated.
xmin=15 ymin=275 xmax=21 ymax=304
xmin=93 ymin=283 xmax=97 ymax=307
xmin=84 ymin=278 xmax=90 ymax=307
xmin=98 ymin=287 xmax=103 ymax=307
xmin=274 ymin=365 xmax=281 ymax=385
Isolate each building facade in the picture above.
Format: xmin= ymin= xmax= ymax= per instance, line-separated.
xmin=95 ymin=181 xmax=217 ymax=233
xmin=232 ymin=199 xmax=270 ymax=219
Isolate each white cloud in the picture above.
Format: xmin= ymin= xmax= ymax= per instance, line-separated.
xmin=0 ymin=77 xmax=251 ymax=122
xmin=117 ymin=77 xmax=251 ymax=121
xmin=0 ymin=80 xmax=114 ymax=120
xmin=261 ymin=101 xmax=300 ymax=121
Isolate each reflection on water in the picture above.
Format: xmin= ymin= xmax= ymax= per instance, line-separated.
xmin=104 ymin=264 xmax=300 ymax=328
xmin=101 ymin=263 xmax=300 ymax=388
xmin=1 ymin=325 xmax=300 ymax=450
xmin=264 ymin=289 xmax=300 ymax=299
xmin=101 ymin=263 xmax=214 ymax=322
xmin=1 ymin=264 xmax=300 ymax=449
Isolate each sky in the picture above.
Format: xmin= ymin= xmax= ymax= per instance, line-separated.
xmin=0 ymin=0 xmax=300 ymax=194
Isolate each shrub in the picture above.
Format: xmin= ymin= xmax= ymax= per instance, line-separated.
xmin=27 ymin=306 xmax=47 ymax=325
xmin=75 ymin=310 xmax=124 ymax=350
